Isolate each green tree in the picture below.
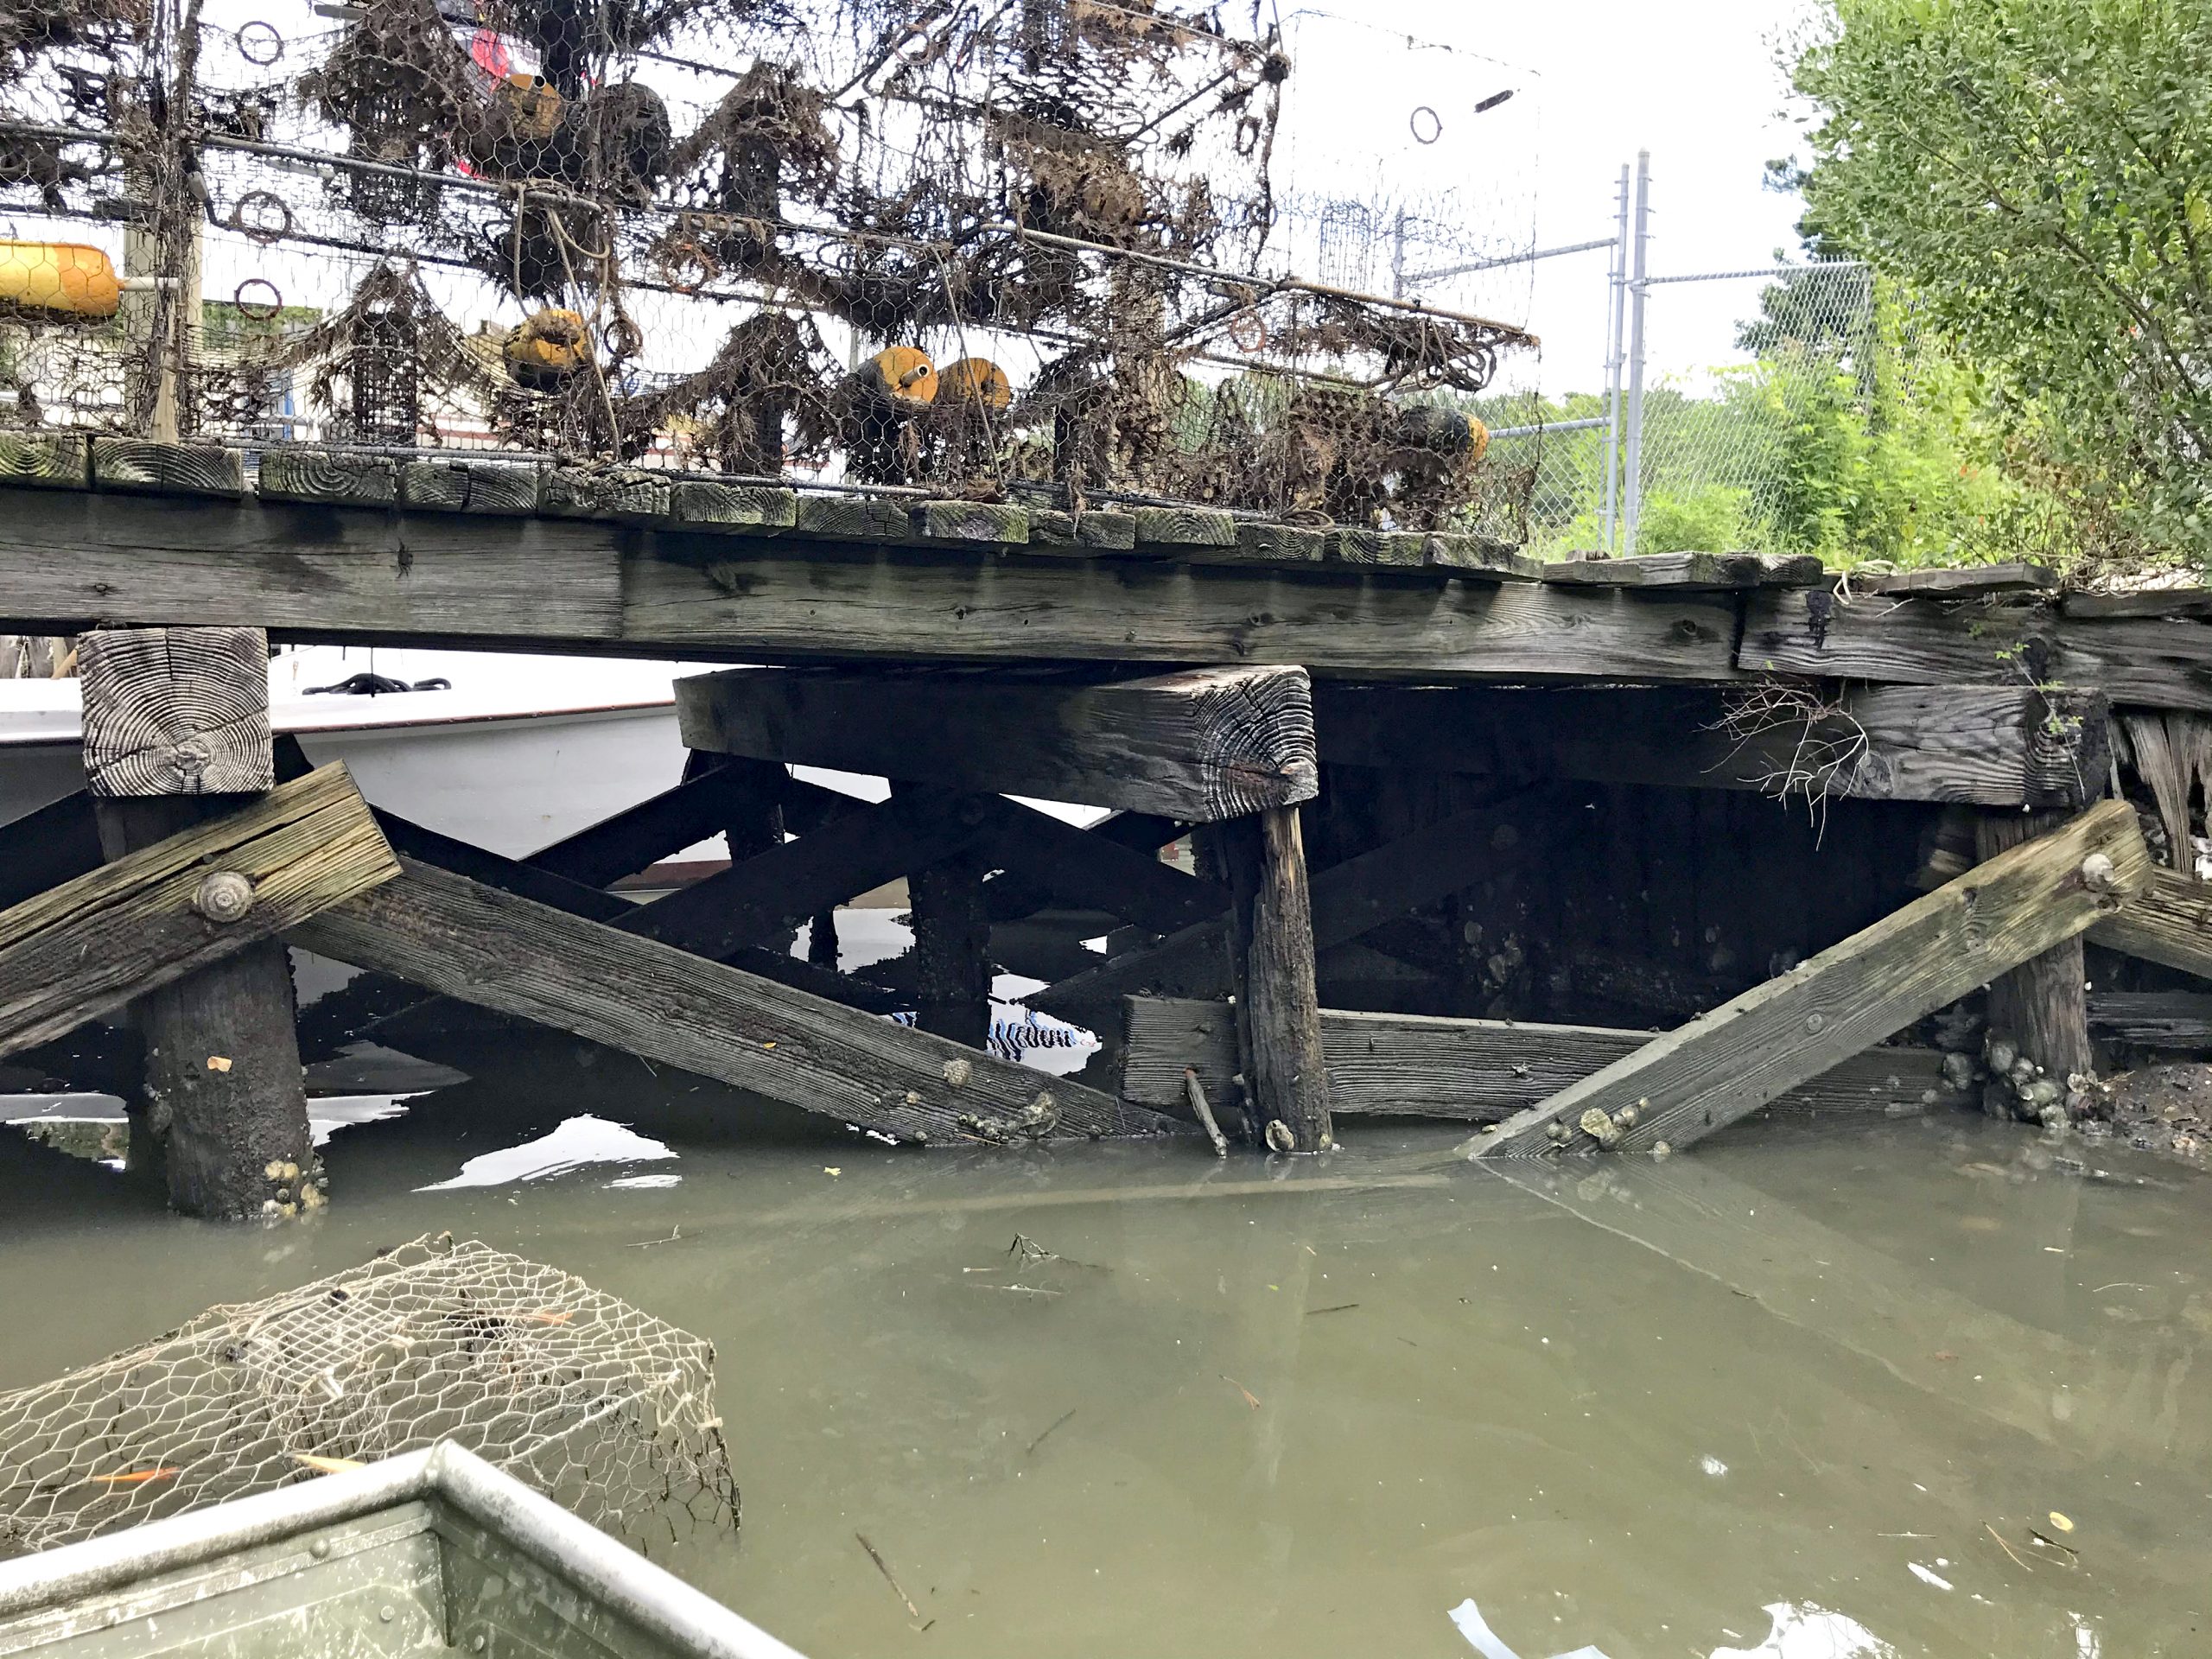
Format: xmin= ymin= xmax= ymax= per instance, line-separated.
xmin=1789 ymin=0 xmax=2212 ymax=559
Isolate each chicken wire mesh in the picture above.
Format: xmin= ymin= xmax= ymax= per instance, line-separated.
xmin=0 ymin=0 xmax=1543 ymax=535
xmin=0 ymin=1233 xmax=738 ymax=1560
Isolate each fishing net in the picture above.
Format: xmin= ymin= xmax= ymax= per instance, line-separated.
xmin=0 ymin=0 xmax=1541 ymax=537
xmin=0 ymin=1233 xmax=738 ymax=1560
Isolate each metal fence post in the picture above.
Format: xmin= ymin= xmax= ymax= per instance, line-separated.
xmin=1620 ymin=150 xmax=1651 ymax=558
xmin=1600 ymin=162 xmax=1630 ymax=554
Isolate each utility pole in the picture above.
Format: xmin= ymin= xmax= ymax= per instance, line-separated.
xmin=1599 ymin=162 xmax=1630 ymax=554
xmin=1619 ymin=149 xmax=1651 ymax=559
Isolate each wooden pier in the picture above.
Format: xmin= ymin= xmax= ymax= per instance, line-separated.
xmin=4 ymin=437 xmax=2212 ymax=1211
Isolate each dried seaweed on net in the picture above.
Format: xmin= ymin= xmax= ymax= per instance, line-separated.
xmin=623 ymin=308 xmax=839 ymax=471
xmin=286 ymin=260 xmax=504 ymax=442
xmin=0 ymin=1234 xmax=739 ymax=1560
xmin=0 ymin=0 xmax=145 ymax=88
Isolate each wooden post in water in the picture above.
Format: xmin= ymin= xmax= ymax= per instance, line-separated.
xmin=1976 ymin=809 xmax=2095 ymax=1117
xmin=79 ymin=626 xmax=317 ymax=1219
xmin=1209 ymin=806 xmax=1333 ymax=1154
xmin=894 ymin=783 xmax=994 ymax=1049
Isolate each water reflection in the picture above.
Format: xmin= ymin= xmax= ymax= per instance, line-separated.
xmin=415 ymin=1113 xmax=677 ymax=1190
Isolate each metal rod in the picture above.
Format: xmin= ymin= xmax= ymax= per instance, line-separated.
xmin=1402 ymin=235 xmax=1615 ymax=287
xmin=1620 ymin=150 xmax=1651 ymax=560
xmin=1600 ymin=162 xmax=1630 ymax=554
xmin=1488 ymin=416 xmax=1607 ymax=439
xmin=1639 ymin=260 xmax=1868 ymax=285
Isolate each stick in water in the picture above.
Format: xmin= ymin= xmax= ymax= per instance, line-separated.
xmin=1185 ymin=1068 xmax=1230 ymax=1158
xmin=855 ymin=1533 xmax=920 ymax=1619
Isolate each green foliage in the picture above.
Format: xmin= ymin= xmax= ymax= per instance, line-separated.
xmin=1789 ymin=0 xmax=2212 ymax=563
xmin=1637 ymin=485 xmax=1751 ymax=554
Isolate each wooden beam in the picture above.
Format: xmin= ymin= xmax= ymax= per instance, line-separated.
xmin=1541 ymin=552 xmax=1824 ymax=589
xmin=2087 ymin=864 xmax=2212 ymax=979
xmin=524 ymin=756 xmax=792 ymax=888
xmin=1741 ymin=588 xmax=2212 ymax=714
xmin=79 ymin=626 xmax=273 ymax=795
xmin=969 ymin=798 xmax=1226 ymax=933
xmin=0 ymin=487 xmax=1743 ymax=682
xmin=676 ymin=664 xmax=1319 ymax=821
xmin=2088 ymin=990 xmax=2212 ymax=1048
xmin=0 ymin=765 xmax=396 ymax=1060
xmin=1975 ymin=809 xmax=2094 ymax=1116
xmin=1313 ymin=683 xmax=2113 ymax=809
xmin=1031 ymin=798 xmax=1528 ymax=1019
xmin=898 ymin=783 xmax=994 ymax=1047
xmin=289 ymin=857 xmax=1185 ymax=1144
xmin=1219 ymin=806 xmax=1332 ymax=1152
xmin=1473 ymin=798 xmax=2152 ymax=1158
xmin=1857 ymin=560 xmax=2056 ymax=596
xmin=1122 ymin=996 xmax=1956 ymax=1121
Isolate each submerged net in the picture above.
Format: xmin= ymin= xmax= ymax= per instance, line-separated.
xmin=0 ymin=1233 xmax=738 ymax=1559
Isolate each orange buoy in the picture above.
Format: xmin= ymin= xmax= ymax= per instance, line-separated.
xmin=1392 ymin=404 xmax=1489 ymax=467
xmin=850 ymin=345 xmax=938 ymax=410
xmin=0 ymin=241 xmax=121 ymax=320
xmin=493 ymin=71 xmax=564 ymax=141
xmin=503 ymin=308 xmax=593 ymax=387
xmin=938 ymin=357 xmax=1012 ymax=412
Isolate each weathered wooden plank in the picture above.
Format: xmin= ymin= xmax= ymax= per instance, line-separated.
xmin=1228 ymin=524 xmax=1328 ymax=563
xmin=522 ymin=756 xmax=782 ymax=888
xmin=1742 ymin=588 xmax=2212 ymax=713
xmin=969 ymin=798 xmax=1225 ymax=932
xmin=1027 ymin=508 xmax=1078 ymax=548
xmin=1132 ymin=505 xmax=1236 ymax=551
xmin=79 ymin=626 xmax=273 ymax=796
xmin=913 ymin=499 xmax=1027 ymax=543
xmin=0 ymin=431 xmax=89 ymax=488
xmin=793 ymin=493 xmax=912 ymax=540
xmin=1544 ymin=552 xmax=1824 ymax=589
xmin=1474 ymin=798 xmax=2151 ymax=1157
xmin=1421 ymin=534 xmax=1543 ymax=581
xmin=399 ymin=459 xmax=544 ymax=514
xmin=2060 ymin=588 xmax=2212 ymax=620
xmin=1032 ymin=798 xmax=1527 ymax=1019
xmin=541 ymin=466 xmax=671 ymax=522
xmin=91 ymin=437 xmax=244 ymax=496
xmin=1076 ymin=510 xmax=1138 ymax=551
xmin=670 ymin=480 xmax=798 ymax=531
xmin=2088 ymin=989 xmax=2212 ymax=1048
xmin=677 ymin=664 xmax=1318 ymax=821
xmin=0 ymin=486 xmax=1744 ymax=681
xmin=1859 ymin=561 xmax=2056 ymax=596
xmin=1976 ymin=809 xmax=2093 ymax=1116
xmin=290 ymin=857 xmax=1185 ymax=1143
xmin=1122 ymin=996 xmax=1955 ymax=1120
xmin=1313 ymin=683 xmax=2113 ymax=810
xmin=0 ymin=764 xmax=396 ymax=1060
xmin=256 ymin=448 xmax=398 ymax=506
xmin=1229 ymin=806 xmax=1332 ymax=1152
xmin=2088 ymin=864 xmax=2212 ymax=979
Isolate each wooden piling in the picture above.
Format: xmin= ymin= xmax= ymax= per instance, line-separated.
xmin=896 ymin=785 xmax=995 ymax=1048
xmin=78 ymin=626 xmax=328 ymax=1218
xmin=1211 ymin=806 xmax=1332 ymax=1154
xmin=1976 ymin=810 xmax=2095 ymax=1116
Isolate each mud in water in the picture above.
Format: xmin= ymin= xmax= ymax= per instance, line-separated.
xmin=3 ymin=1052 xmax=2209 ymax=1659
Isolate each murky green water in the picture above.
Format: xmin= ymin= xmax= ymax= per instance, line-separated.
xmin=3 ymin=1060 xmax=2208 ymax=1658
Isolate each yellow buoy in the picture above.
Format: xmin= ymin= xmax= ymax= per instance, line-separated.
xmin=938 ymin=357 xmax=1012 ymax=412
xmin=502 ymin=308 xmax=593 ymax=388
xmin=0 ymin=241 xmax=121 ymax=320
xmin=493 ymin=72 xmax=564 ymax=142
xmin=851 ymin=345 xmax=938 ymax=410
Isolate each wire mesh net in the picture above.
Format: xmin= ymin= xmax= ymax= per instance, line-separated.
xmin=0 ymin=1233 xmax=739 ymax=1559
xmin=0 ymin=0 xmax=1544 ymax=535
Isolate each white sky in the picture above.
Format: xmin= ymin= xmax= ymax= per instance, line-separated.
xmin=1273 ymin=1 xmax=1820 ymax=397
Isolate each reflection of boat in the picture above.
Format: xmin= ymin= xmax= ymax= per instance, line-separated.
xmin=0 ymin=646 xmax=701 ymax=861
xmin=0 ymin=1441 xmax=809 ymax=1658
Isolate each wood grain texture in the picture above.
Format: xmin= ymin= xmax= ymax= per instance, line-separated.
xmin=79 ymin=626 xmax=274 ymax=796
xmin=913 ymin=500 xmax=1027 ymax=543
xmin=0 ymin=764 xmax=396 ymax=1059
xmin=794 ymin=493 xmax=913 ymax=540
xmin=91 ymin=437 xmax=244 ymax=496
xmin=2061 ymin=588 xmax=2212 ymax=620
xmin=1075 ymin=511 xmax=1137 ymax=550
xmin=677 ymin=664 xmax=1318 ymax=821
xmin=1122 ymin=996 xmax=1955 ymax=1120
xmin=0 ymin=431 xmax=89 ymax=487
xmin=541 ymin=466 xmax=671 ymax=521
xmin=290 ymin=857 xmax=1185 ymax=1143
xmin=1860 ymin=561 xmax=2056 ymax=595
xmin=1242 ymin=806 xmax=1332 ymax=1151
xmin=2088 ymin=989 xmax=2212 ymax=1047
xmin=1132 ymin=505 xmax=1237 ymax=550
xmin=1229 ymin=524 xmax=1327 ymax=563
xmin=1422 ymin=534 xmax=1543 ymax=580
xmin=1976 ymin=809 xmax=2094 ymax=1099
xmin=671 ymin=480 xmax=799 ymax=531
xmin=1741 ymin=588 xmax=2212 ymax=713
xmin=1543 ymin=552 xmax=1823 ymax=589
xmin=2087 ymin=863 xmax=2212 ymax=979
xmin=1475 ymin=798 xmax=2151 ymax=1158
xmin=899 ymin=785 xmax=994 ymax=1048
xmin=256 ymin=448 xmax=398 ymax=506
xmin=1314 ymin=683 xmax=2112 ymax=809
xmin=0 ymin=487 xmax=1743 ymax=679
xmin=399 ymin=460 xmax=544 ymax=514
